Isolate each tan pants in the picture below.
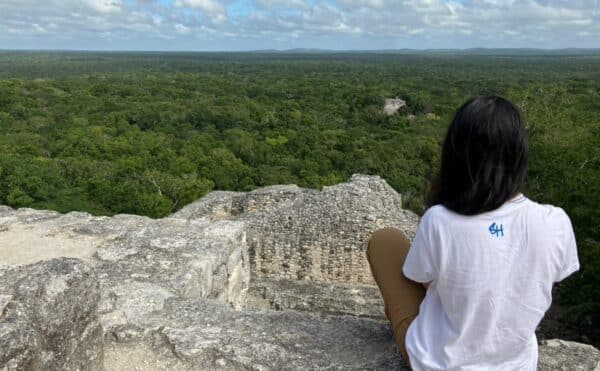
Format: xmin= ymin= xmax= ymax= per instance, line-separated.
xmin=366 ymin=227 xmax=426 ymax=364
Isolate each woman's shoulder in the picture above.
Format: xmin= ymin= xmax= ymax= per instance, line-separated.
xmin=419 ymin=204 xmax=453 ymax=226
xmin=512 ymin=198 xmax=576 ymax=243
xmin=522 ymin=197 xmax=571 ymax=223
xmin=421 ymin=197 xmax=572 ymax=226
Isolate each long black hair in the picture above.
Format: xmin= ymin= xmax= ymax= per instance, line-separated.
xmin=426 ymin=95 xmax=529 ymax=215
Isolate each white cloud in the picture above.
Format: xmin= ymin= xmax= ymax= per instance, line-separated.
xmin=174 ymin=0 xmax=223 ymax=13
xmin=32 ymin=23 xmax=47 ymax=33
xmin=0 ymin=0 xmax=597 ymax=49
xmin=174 ymin=23 xmax=191 ymax=34
xmin=257 ymin=0 xmax=309 ymax=9
xmin=409 ymin=28 xmax=425 ymax=35
xmin=337 ymin=0 xmax=387 ymax=10
xmin=174 ymin=0 xmax=227 ymax=22
xmin=83 ymin=0 xmax=123 ymax=14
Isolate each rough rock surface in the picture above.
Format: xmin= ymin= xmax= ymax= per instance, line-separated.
xmin=0 ymin=174 xmax=598 ymax=370
xmin=0 ymin=259 xmax=103 ymax=370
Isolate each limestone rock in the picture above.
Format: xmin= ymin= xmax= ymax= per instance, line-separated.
xmin=246 ymin=277 xmax=385 ymax=318
xmin=103 ymin=296 xmax=406 ymax=370
xmin=0 ymin=259 xmax=103 ymax=370
xmin=538 ymin=340 xmax=600 ymax=370
xmin=0 ymin=174 xmax=598 ymax=370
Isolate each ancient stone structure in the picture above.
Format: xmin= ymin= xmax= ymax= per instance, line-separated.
xmin=383 ymin=98 xmax=407 ymax=115
xmin=0 ymin=174 xmax=598 ymax=370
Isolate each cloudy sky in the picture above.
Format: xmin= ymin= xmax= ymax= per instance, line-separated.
xmin=0 ymin=0 xmax=598 ymax=51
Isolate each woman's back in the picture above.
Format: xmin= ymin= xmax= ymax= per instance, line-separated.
xmin=365 ymin=96 xmax=581 ymax=370
xmin=403 ymin=194 xmax=579 ymax=370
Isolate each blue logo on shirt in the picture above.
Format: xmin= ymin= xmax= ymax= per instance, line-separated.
xmin=489 ymin=222 xmax=504 ymax=237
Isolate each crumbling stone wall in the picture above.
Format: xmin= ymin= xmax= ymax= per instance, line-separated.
xmin=240 ymin=174 xmax=419 ymax=284
xmin=173 ymin=174 xmax=419 ymax=285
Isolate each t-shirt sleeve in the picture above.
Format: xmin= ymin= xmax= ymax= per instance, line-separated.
xmin=555 ymin=208 xmax=580 ymax=282
xmin=403 ymin=213 xmax=437 ymax=283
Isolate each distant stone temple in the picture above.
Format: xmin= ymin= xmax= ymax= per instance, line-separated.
xmin=383 ymin=98 xmax=406 ymax=115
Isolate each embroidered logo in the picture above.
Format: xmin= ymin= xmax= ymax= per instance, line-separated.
xmin=489 ymin=222 xmax=504 ymax=237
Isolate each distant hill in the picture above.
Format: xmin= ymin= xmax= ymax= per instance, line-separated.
xmin=246 ymin=48 xmax=600 ymax=56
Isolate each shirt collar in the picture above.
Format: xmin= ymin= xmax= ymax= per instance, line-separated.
xmin=507 ymin=192 xmax=525 ymax=203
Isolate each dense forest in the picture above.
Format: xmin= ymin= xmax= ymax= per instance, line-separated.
xmin=0 ymin=51 xmax=598 ymax=344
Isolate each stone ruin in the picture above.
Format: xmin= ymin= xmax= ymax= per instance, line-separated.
xmin=383 ymin=98 xmax=407 ymax=115
xmin=0 ymin=174 xmax=598 ymax=370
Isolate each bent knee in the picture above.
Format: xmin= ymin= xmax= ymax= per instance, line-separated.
xmin=370 ymin=226 xmax=407 ymax=242
xmin=370 ymin=227 xmax=403 ymax=243
xmin=367 ymin=227 xmax=410 ymax=255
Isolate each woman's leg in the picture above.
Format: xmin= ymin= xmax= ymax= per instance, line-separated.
xmin=366 ymin=227 xmax=426 ymax=364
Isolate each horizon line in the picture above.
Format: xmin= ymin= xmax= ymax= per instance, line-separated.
xmin=1 ymin=47 xmax=600 ymax=53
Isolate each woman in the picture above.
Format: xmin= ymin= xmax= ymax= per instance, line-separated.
xmin=366 ymin=96 xmax=579 ymax=370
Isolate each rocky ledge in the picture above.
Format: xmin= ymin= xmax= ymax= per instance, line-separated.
xmin=0 ymin=174 xmax=598 ymax=370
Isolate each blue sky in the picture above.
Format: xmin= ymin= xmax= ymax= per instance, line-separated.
xmin=0 ymin=0 xmax=598 ymax=51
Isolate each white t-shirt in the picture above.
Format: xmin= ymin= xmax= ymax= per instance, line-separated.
xmin=402 ymin=193 xmax=580 ymax=371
